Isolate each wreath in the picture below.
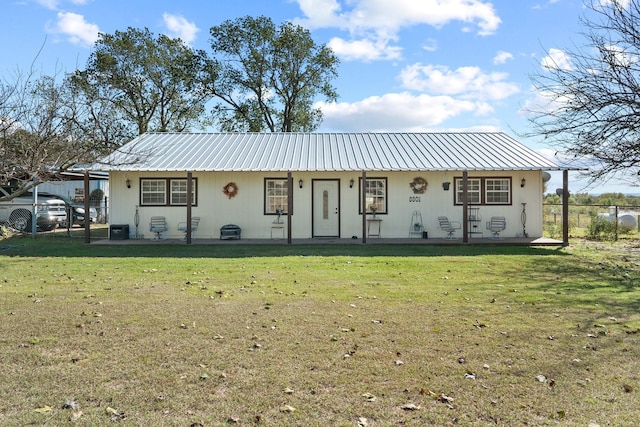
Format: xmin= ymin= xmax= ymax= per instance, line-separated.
xmin=410 ymin=177 xmax=428 ymax=194
xmin=223 ymin=182 xmax=238 ymax=199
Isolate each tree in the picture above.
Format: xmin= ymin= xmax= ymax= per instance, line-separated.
xmin=70 ymin=27 xmax=211 ymax=140
xmin=207 ymin=16 xmax=339 ymax=132
xmin=0 ymin=70 xmax=93 ymax=200
xmin=527 ymin=0 xmax=640 ymax=184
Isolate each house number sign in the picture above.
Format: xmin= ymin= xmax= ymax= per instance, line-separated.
xmin=409 ymin=196 xmax=421 ymax=202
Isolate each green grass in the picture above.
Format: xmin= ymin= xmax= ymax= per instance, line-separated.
xmin=1 ymin=235 xmax=639 ymax=426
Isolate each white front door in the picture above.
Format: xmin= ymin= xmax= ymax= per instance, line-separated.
xmin=312 ymin=180 xmax=340 ymax=237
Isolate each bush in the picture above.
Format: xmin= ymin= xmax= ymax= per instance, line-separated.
xmin=586 ymin=214 xmax=618 ymax=241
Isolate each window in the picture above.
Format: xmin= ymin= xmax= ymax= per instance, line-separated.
xmin=141 ymin=179 xmax=166 ymax=205
xmin=359 ymin=177 xmax=388 ymax=214
xmin=170 ymin=179 xmax=197 ymax=205
xmin=454 ymin=177 xmax=512 ymax=206
xmin=264 ymin=178 xmax=289 ymax=214
xmin=485 ymin=178 xmax=510 ymax=204
xmin=140 ymin=178 xmax=197 ymax=206
xmin=455 ymin=178 xmax=481 ymax=205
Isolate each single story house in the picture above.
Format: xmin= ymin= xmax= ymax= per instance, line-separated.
xmin=95 ymin=132 xmax=568 ymax=243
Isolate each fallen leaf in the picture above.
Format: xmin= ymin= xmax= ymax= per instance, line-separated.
xmin=394 ymin=360 xmax=404 ymax=365
xmin=400 ymin=403 xmax=421 ymax=411
xmin=284 ymin=387 xmax=294 ymax=394
xmin=35 ymin=405 xmax=52 ymax=413
xmin=536 ymin=375 xmax=547 ymax=383
xmin=280 ymin=405 xmax=296 ymax=413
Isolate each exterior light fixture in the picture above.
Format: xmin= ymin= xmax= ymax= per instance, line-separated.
xmin=520 ymin=178 xmax=526 ymax=188
xmin=126 ymin=178 xmax=131 ymax=189
xmin=349 ymin=178 xmax=354 ymax=188
xmin=298 ymin=179 xmax=303 ymax=189
xmin=442 ymin=182 xmax=450 ymax=191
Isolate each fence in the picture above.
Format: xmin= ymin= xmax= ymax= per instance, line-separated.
xmin=544 ymin=203 xmax=640 ymax=241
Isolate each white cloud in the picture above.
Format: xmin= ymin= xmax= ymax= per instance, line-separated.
xmin=399 ymin=64 xmax=520 ymax=101
xmin=162 ymin=13 xmax=199 ymax=45
xmin=328 ymin=36 xmax=402 ymax=61
xmin=295 ymin=0 xmax=501 ymax=35
xmin=35 ymin=0 xmax=90 ymax=9
xmin=53 ymin=11 xmax=99 ymax=46
xmin=493 ymin=50 xmax=513 ymax=65
xmin=294 ymin=0 xmax=501 ymax=62
xmin=541 ymin=48 xmax=573 ymax=71
xmin=316 ymin=92 xmax=491 ymax=132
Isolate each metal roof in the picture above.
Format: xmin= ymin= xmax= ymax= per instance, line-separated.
xmin=96 ymin=132 xmax=562 ymax=172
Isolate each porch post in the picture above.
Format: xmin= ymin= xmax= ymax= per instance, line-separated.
xmin=186 ymin=172 xmax=192 ymax=244
xmin=287 ymin=172 xmax=293 ymax=244
xmin=362 ymin=171 xmax=367 ymax=244
xmin=462 ymin=171 xmax=468 ymax=243
xmin=84 ymin=170 xmax=91 ymax=244
xmin=562 ymin=169 xmax=569 ymax=245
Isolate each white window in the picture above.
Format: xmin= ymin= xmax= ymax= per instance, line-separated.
xmin=141 ymin=178 xmax=197 ymax=206
xmin=360 ymin=177 xmax=388 ymax=214
xmin=141 ymin=179 xmax=166 ymax=205
xmin=455 ymin=178 xmax=481 ymax=205
xmin=454 ymin=177 xmax=512 ymax=206
xmin=485 ymin=178 xmax=510 ymax=204
xmin=265 ymin=178 xmax=289 ymax=214
xmin=170 ymin=179 xmax=197 ymax=205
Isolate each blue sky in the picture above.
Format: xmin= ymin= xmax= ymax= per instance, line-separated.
xmin=1 ymin=0 xmax=634 ymax=194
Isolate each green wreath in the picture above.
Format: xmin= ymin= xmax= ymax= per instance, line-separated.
xmin=410 ymin=177 xmax=428 ymax=194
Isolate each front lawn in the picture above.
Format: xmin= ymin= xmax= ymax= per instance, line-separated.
xmin=1 ymin=236 xmax=638 ymax=425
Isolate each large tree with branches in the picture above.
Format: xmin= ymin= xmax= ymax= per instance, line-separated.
xmin=206 ymin=16 xmax=339 ymax=132
xmin=528 ymin=0 xmax=640 ymax=184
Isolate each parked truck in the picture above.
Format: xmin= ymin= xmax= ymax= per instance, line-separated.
xmin=0 ymin=187 xmax=67 ymax=232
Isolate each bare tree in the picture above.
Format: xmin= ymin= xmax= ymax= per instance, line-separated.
xmin=527 ymin=0 xmax=640 ymax=184
xmin=0 ymin=70 xmax=93 ymax=200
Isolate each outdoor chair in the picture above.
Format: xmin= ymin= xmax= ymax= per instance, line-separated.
xmin=486 ymin=216 xmax=506 ymax=239
xmin=150 ymin=216 xmax=168 ymax=240
xmin=438 ymin=216 xmax=461 ymax=239
xmin=177 ymin=217 xmax=200 ymax=240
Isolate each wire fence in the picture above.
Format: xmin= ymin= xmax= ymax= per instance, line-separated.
xmin=544 ymin=203 xmax=640 ymax=241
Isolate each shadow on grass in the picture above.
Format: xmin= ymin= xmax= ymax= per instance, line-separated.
xmin=0 ymin=233 xmax=567 ymax=259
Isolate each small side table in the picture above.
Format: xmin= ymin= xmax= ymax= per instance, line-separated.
xmin=271 ymin=222 xmax=285 ymax=239
xmin=367 ymin=218 xmax=382 ymax=237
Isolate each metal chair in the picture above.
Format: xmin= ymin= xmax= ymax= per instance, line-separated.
xmin=486 ymin=216 xmax=506 ymax=239
xmin=149 ymin=216 xmax=167 ymax=240
xmin=177 ymin=217 xmax=200 ymax=239
xmin=438 ymin=216 xmax=461 ymax=239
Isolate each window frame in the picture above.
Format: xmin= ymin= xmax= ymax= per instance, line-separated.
xmin=139 ymin=178 xmax=198 ymax=207
xmin=264 ymin=177 xmax=291 ymax=215
xmin=358 ymin=177 xmax=388 ymax=214
xmin=454 ymin=176 xmax=512 ymax=206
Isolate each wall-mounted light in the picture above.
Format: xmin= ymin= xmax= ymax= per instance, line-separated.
xmin=349 ymin=178 xmax=354 ymax=188
xmin=520 ymin=177 xmax=526 ymax=188
xmin=442 ymin=181 xmax=450 ymax=191
xmin=126 ymin=178 xmax=131 ymax=189
xmin=298 ymin=179 xmax=303 ymax=189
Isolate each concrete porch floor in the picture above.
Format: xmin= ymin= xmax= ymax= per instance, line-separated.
xmin=92 ymin=236 xmax=564 ymax=246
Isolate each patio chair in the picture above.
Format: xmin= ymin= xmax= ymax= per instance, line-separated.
xmin=177 ymin=217 xmax=200 ymax=239
xmin=150 ymin=216 xmax=167 ymax=240
xmin=438 ymin=216 xmax=461 ymax=239
xmin=486 ymin=216 xmax=506 ymax=239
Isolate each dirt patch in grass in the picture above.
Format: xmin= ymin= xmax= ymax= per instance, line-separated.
xmin=0 ymin=238 xmax=638 ymax=425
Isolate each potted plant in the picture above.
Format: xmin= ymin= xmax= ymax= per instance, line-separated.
xmin=275 ymin=208 xmax=283 ymax=223
xmin=414 ymin=222 xmax=421 ymax=231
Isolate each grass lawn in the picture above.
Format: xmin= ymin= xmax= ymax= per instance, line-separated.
xmin=1 ymin=235 xmax=639 ymax=426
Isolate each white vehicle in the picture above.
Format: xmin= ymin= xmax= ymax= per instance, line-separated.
xmin=0 ymin=187 xmax=67 ymax=232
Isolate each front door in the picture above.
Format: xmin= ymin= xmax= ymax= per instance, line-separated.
xmin=312 ymin=179 xmax=340 ymax=237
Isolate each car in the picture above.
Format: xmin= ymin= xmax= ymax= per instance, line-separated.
xmin=38 ymin=193 xmax=98 ymax=228
xmin=0 ymin=187 xmax=67 ymax=232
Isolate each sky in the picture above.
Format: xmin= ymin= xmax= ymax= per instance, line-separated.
xmin=1 ymin=0 xmax=636 ymax=194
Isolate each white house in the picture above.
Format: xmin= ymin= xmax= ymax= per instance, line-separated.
xmin=96 ymin=132 xmax=566 ymax=242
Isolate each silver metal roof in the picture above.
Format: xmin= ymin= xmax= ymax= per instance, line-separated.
xmin=96 ymin=132 xmax=562 ymax=172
